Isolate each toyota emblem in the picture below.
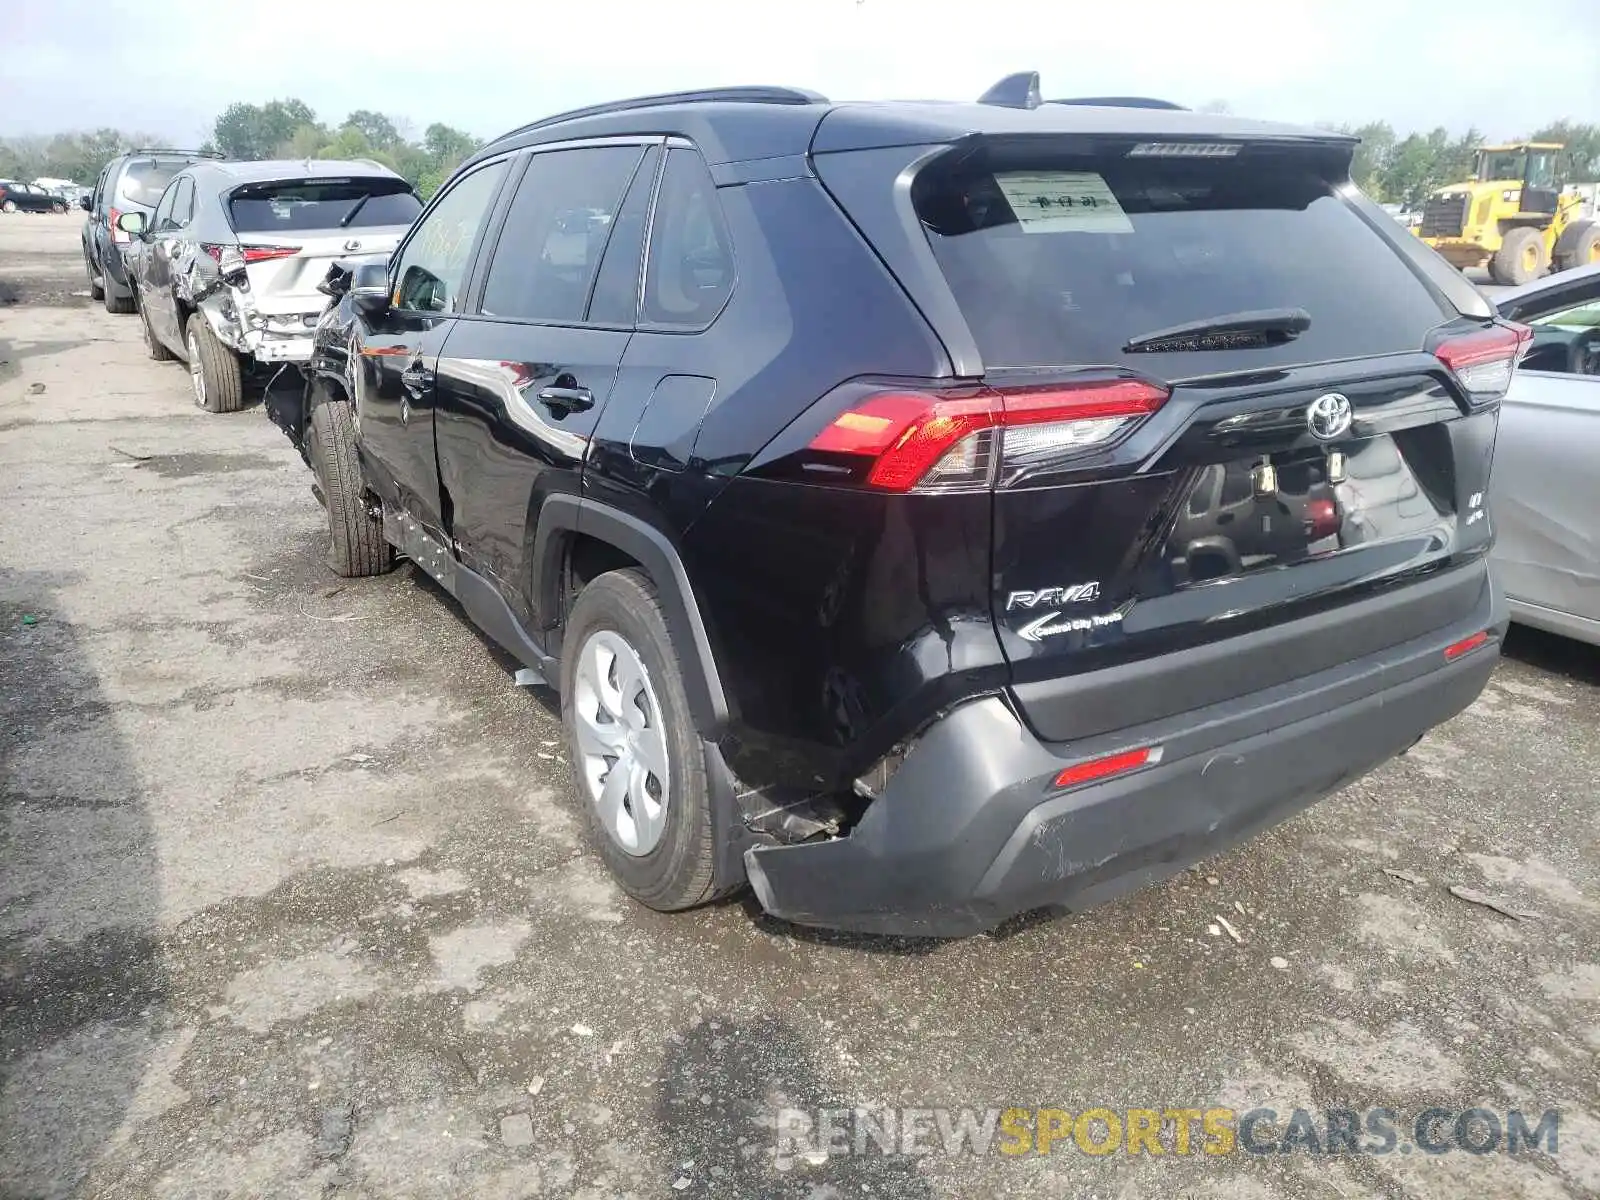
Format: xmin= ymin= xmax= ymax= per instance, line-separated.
xmin=1307 ymin=393 xmax=1353 ymax=441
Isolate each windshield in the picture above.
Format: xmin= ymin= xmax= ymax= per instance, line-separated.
xmin=1476 ymin=151 xmax=1525 ymax=182
xmin=912 ymin=144 xmax=1447 ymax=375
xmin=1525 ymin=152 xmax=1560 ymax=189
xmin=228 ymin=179 xmax=421 ymax=233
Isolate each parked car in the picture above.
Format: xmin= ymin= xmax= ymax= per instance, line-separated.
xmin=119 ymin=159 xmax=420 ymax=412
xmin=0 ymin=181 xmax=68 ymax=214
xmin=274 ymin=75 xmax=1516 ymax=936
xmin=1491 ymin=263 xmax=1600 ymax=645
xmin=81 ymin=149 xmax=217 ymax=314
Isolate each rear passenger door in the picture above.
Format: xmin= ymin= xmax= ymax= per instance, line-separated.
xmin=353 ymin=158 xmax=510 ymax=540
xmin=433 ymin=140 xmax=656 ymax=631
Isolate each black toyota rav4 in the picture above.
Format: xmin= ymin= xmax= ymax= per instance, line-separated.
xmin=274 ymin=74 xmax=1518 ymax=936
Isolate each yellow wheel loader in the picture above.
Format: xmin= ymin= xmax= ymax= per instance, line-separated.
xmin=1417 ymin=142 xmax=1599 ymax=285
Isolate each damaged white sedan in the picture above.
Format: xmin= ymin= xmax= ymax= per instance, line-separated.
xmin=117 ymin=159 xmax=421 ymax=412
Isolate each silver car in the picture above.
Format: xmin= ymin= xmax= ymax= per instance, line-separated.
xmin=1492 ymin=263 xmax=1600 ymax=644
xmin=117 ymin=159 xmax=421 ymax=412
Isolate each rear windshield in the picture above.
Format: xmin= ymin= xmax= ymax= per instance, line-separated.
xmin=912 ymin=144 xmax=1448 ymax=375
xmin=228 ymin=179 xmax=422 ymax=233
xmin=117 ymin=160 xmax=185 ymax=207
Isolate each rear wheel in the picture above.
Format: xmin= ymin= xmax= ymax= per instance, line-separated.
xmin=137 ymin=295 xmax=174 ymax=361
xmin=85 ymin=254 xmax=104 ymax=300
xmin=103 ymin=275 xmax=135 ymax=314
xmin=1490 ymin=227 xmax=1547 ymax=286
xmin=561 ymin=569 xmax=720 ymax=913
xmin=51 ymin=202 xmax=66 ymax=214
xmin=185 ymin=317 xmax=243 ymax=413
xmin=1 ymin=200 xmax=15 ymax=214
xmin=1554 ymin=221 xmax=1600 ymax=273
xmin=307 ymin=400 xmax=393 ymax=577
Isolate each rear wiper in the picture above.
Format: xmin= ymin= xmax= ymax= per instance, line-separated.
xmin=1123 ymin=307 xmax=1311 ymax=352
xmin=337 ymin=194 xmax=372 ymax=228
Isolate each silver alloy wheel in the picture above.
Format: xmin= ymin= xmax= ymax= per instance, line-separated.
xmin=572 ymin=629 xmax=670 ymax=856
xmin=187 ymin=328 xmax=205 ymax=408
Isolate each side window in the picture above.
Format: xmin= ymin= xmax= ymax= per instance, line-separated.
xmin=171 ymin=177 xmax=195 ymax=227
xmin=587 ymin=146 xmax=661 ymax=326
xmin=642 ymin=148 xmax=734 ymax=328
xmin=480 ymin=146 xmax=644 ymax=323
xmin=393 ymin=161 xmax=508 ymax=314
xmin=92 ymin=166 xmax=107 ymax=213
xmin=152 ymin=181 xmax=179 ymax=231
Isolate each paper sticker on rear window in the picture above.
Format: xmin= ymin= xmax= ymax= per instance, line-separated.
xmin=995 ymin=172 xmax=1134 ymax=234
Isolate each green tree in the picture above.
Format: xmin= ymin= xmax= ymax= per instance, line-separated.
xmin=423 ymin=123 xmax=478 ymax=168
xmin=214 ymin=99 xmax=318 ymax=159
xmin=1343 ymin=121 xmax=1397 ymax=198
xmin=344 ymin=110 xmax=403 ymax=153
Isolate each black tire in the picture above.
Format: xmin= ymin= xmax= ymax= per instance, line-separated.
xmin=1 ymin=200 xmax=15 ymax=214
xmin=51 ymin=203 xmax=66 ymax=215
xmin=185 ymin=317 xmax=243 ymax=413
xmin=137 ymin=294 xmax=174 ymax=362
xmin=86 ymin=254 xmax=104 ymax=300
xmin=103 ymin=275 xmax=135 ymax=314
xmin=307 ymin=400 xmax=393 ymax=578
xmin=1554 ymin=221 xmax=1600 ymax=273
xmin=561 ymin=569 xmax=721 ymax=913
xmin=1490 ymin=227 xmax=1547 ymax=286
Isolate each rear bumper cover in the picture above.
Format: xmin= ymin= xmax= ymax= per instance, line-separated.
xmin=745 ymin=564 xmax=1505 ymax=937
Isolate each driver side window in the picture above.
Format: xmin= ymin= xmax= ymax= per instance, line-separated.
xmin=393 ymin=161 xmax=508 ymax=313
xmin=152 ymin=181 xmax=179 ymax=232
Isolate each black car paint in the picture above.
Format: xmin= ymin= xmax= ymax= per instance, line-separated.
xmin=283 ymin=94 xmax=1509 ymax=932
xmin=81 ymin=151 xmax=211 ymax=305
xmin=0 ymin=182 xmax=68 ymax=213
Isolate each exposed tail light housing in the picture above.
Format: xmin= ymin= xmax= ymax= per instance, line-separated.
xmin=798 ymin=377 xmax=1170 ymax=493
xmin=1434 ymin=322 xmax=1532 ymax=406
xmin=109 ymin=206 xmax=129 ymax=244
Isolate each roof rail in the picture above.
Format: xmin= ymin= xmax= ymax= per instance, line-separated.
xmin=1048 ymin=96 xmax=1188 ymax=111
xmin=488 ymin=85 xmax=828 ymax=146
xmin=127 ymin=147 xmax=225 ymax=158
xmin=977 ymin=72 xmax=1042 ymax=110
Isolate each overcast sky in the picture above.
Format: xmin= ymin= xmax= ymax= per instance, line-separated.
xmin=6 ymin=0 xmax=1598 ymax=144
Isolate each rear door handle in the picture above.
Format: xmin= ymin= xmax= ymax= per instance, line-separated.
xmin=537 ymin=386 xmax=594 ymax=414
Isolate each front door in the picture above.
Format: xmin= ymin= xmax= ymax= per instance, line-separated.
xmin=144 ymin=175 xmax=194 ymax=349
xmin=352 ymin=158 xmax=511 ymax=542
xmin=433 ymin=142 xmax=654 ymax=630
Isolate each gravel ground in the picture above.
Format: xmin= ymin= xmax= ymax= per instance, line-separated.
xmin=1 ymin=212 xmax=1596 ymax=1199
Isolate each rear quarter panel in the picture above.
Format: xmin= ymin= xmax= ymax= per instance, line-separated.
xmin=1491 ymin=372 xmax=1600 ymax=627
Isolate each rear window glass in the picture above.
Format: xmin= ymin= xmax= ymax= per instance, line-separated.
xmin=228 ymin=179 xmax=422 ymax=233
xmin=912 ymin=145 xmax=1448 ymax=375
xmin=117 ymin=161 xmax=183 ymax=207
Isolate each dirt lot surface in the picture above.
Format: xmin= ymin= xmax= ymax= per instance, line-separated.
xmin=2 ymin=211 xmax=1597 ymax=1199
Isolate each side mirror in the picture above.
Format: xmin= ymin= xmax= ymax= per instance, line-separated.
xmin=349 ymin=261 xmax=391 ymax=316
xmin=79 ymin=195 xmax=93 ymax=213
xmin=116 ymin=210 xmax=147 ymax=238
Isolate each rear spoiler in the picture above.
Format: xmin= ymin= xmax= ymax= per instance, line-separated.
xmin=977 ymin=72 xmax=1187 ymax=112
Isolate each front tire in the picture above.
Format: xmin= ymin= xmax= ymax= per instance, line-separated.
xmin=307 ymin=400 xmax=393 ymax=578
xmin=185 ymin=317 xmax=243 ymax=413
xmin=561 ymin=569 xmax=719 ymax=913
xmin=1554 ymin=221 xmax=1600 ymax=273
xmin=1 ymin=200 xmax=16 ymax=214
xmin=1490 ymin=227 xmax=1547 ymax=286
xmin=138 ymin=295 xmax=174 ymax=361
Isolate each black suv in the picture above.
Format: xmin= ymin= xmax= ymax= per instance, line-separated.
xmin=82 ymin=149 xmax=216 ymax=313
xmin=276 ymin=75 xmax=1517 ymax=936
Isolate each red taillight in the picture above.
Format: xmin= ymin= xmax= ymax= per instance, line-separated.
xmin=109 ymin=206 xmax=128 ymax=244
xmin=805 ymin=378 xmax=1169 ymax=493
xmin=201 ymin=243 xmax=225 ymax=263
xmin=1052 ymin=745 xmax=1161 ymax=791
xmin=1434 ymin=323 xmax=1532 ymax=404
xmin=1444 ymin=630 xmax=1492 ymax=661
xmin=240 ymin=245 xmax=301 ymax=264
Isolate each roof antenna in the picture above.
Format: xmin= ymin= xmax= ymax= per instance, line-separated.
xmin=977 ymin=71 xmax=1041 ymax=110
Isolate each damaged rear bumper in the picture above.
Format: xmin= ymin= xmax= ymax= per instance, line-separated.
xmin=200 ymin=293 xmax=319 ymax=365
xmin=744 ymin=563 xmax=1505 ymax=938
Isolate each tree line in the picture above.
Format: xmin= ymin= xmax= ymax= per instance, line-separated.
xmin=1338 ymin=119 xmax=1600 ymax=210
xmin=0 ymin=99 xmax=482 ymax=199
xmin=3 ymin=101 xmax=1597 ymax=210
